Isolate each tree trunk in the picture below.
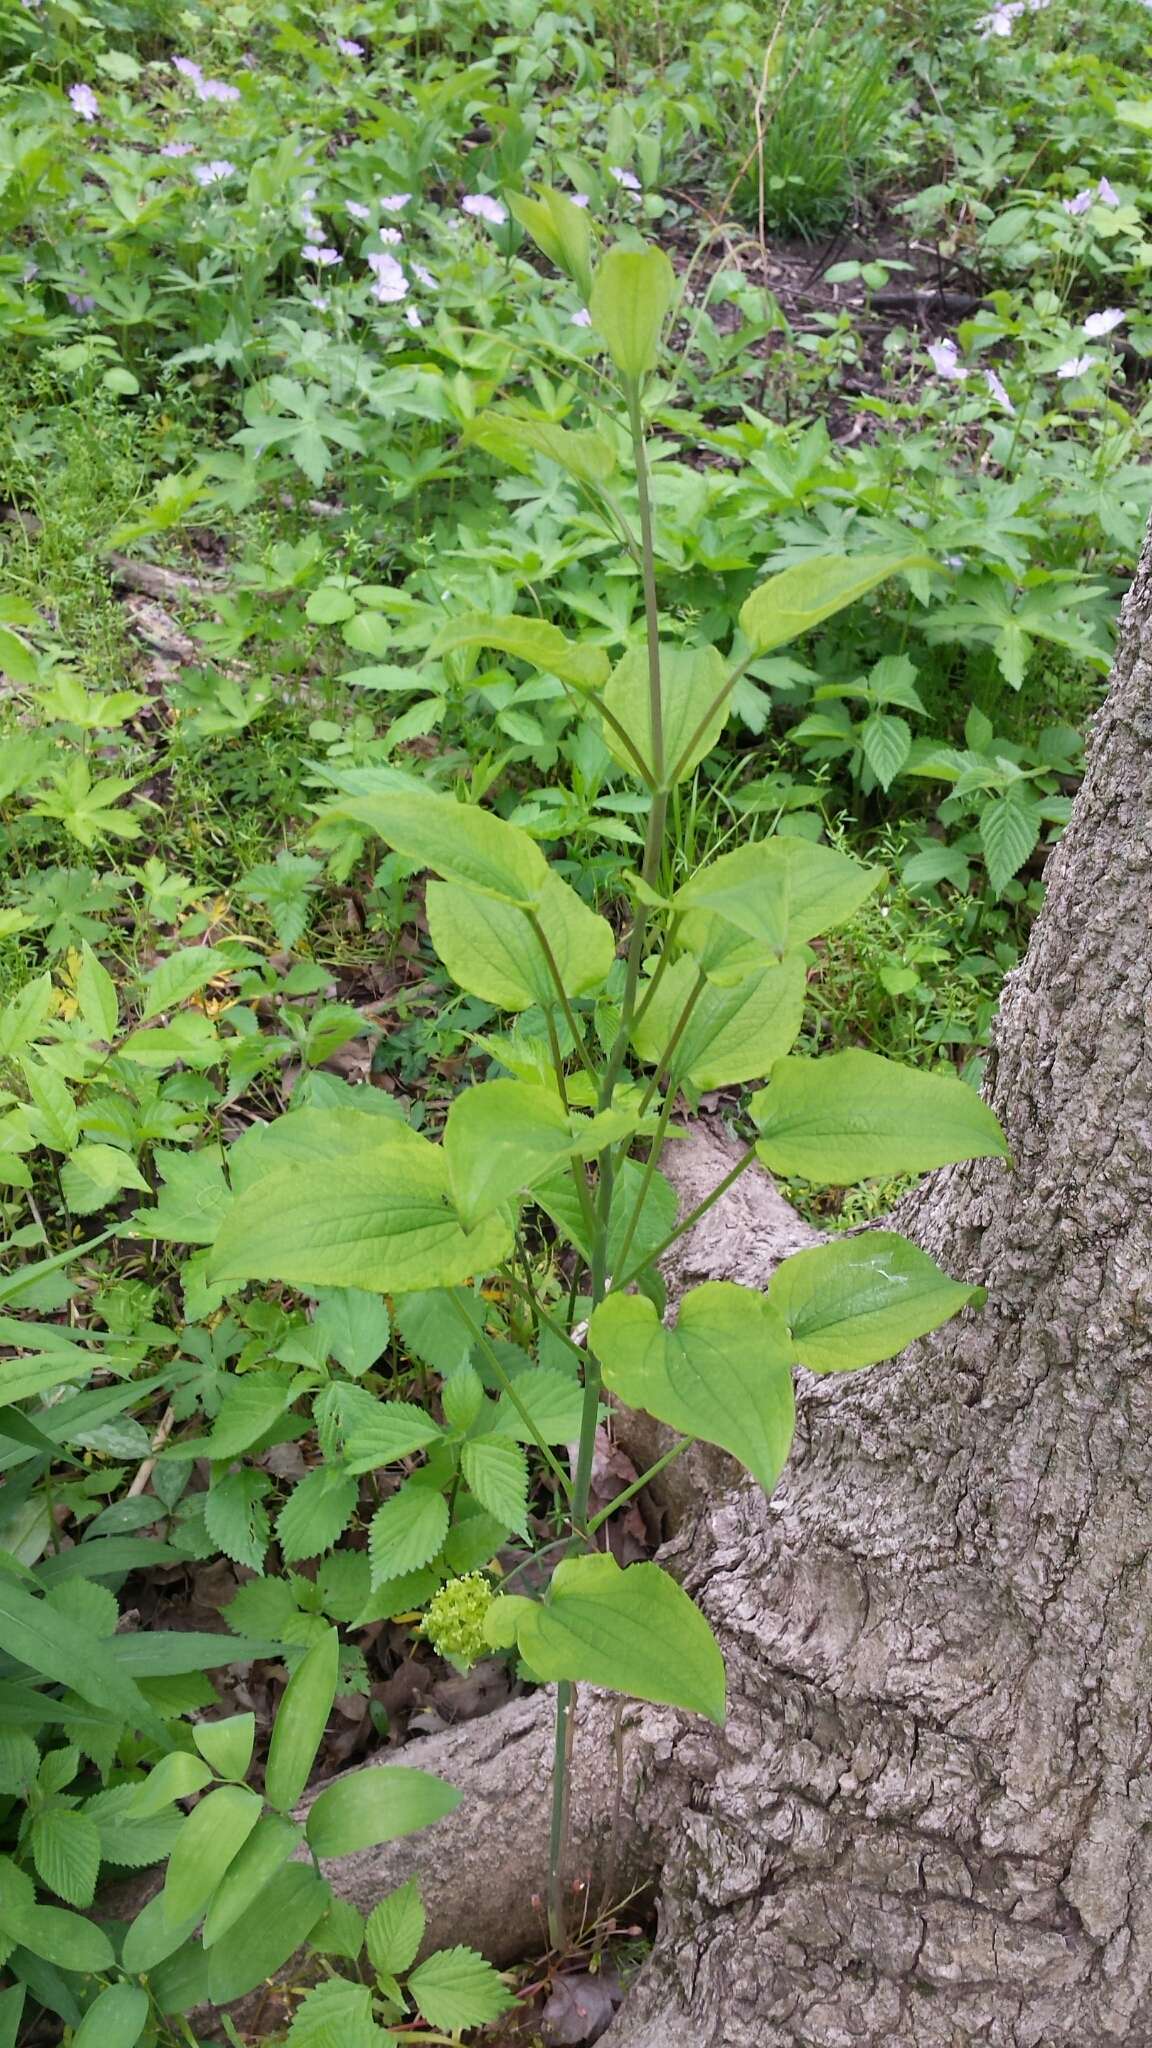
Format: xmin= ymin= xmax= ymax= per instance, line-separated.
xmin=195 ymin=534 xmax=1152 ymax=2043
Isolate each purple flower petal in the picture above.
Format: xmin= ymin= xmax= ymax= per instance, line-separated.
xmin=68 ymin=83 xmax=99 ymax=121
xmin=1083 ymin=307 xmax=1125 ymax=337
xmin=984 ymin=369 xmax=1015 ymax=415
xmin=1062 ymin=189 xmax=1092 ymax=217
xmin=1097 ymin=176 xmax=1120 ymax=208
xmin=1056 ymin=354 xmax=1098 ymax=378
xmin=379 ymin=192 xmax=412 ymax=212
xmin=461 ymin=192 xmax=507 ymax=225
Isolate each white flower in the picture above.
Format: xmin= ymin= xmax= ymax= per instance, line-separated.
xmin=194 ymin=159 xmax=237 ymax=187
xmin=1056 ymin=354 xmax=1098 ymax=378
xmin=609 ymin=165 xmax=641 ymax=191
xmin=984 ymin=369 xmax=1015 ymax=414
xmin=1083 ymin=307 xmax=1125 ymax=337
xmin=160 ymin=139 xmax=194 ymax=159
xmin=68 ymin=83 xmax=99 ymax=121
xmin=379 ymin=192 xmax=411 ymax=212
xmin=346 ymin=201 xmax=371 ymax=222
xmin=461 ymin=192 xmax=507 ymax=225
xmin=1097 ymin=176 xmax=1120 ymax=208
xmin=570 ymin=307 xmax=592 ymax=327
xmin=405 ymin=305 xmax=422 ymax=328
xmin=976 ymin=0 xmax=1049 ymax=32
xmin=302 ymin=244 xmax=341 ymax=266
xmin=368 ymin=251 xmax=407 ymax=301
xmin=928 ymin=337 xmax=965 ymax=380
xmin=1063 ymin=189 xmax=1092 ymax=217
xmin=568 ymin=192 xmax=590 ymax=208
xmin=378 ymin=226 xmax=402 ymax=245
xmin=411 ymin=263 xmax=437 ymax=289
xmin=197 ymin=78 xmax=240 ymax=103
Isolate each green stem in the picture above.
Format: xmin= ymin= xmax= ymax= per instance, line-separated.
xmin=667 ymin=651 xmax=751 ymax=788
xmin=527 ymin=913 xmax=598 ymax=1083
xmin=613 ymin=1144 xmax=759 ymax=1293
xmin=610 ymin=1085 xmax=678 ymax=1284
xmin=587 ymin=1435 xmax=695 ymax=1535
xmin=625 ymin=380 xmax=664 ymax=786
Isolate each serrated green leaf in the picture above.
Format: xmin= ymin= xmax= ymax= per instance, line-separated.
xmin=130 ymin=1146 xmax=231 ymax=1245
xmin=590 ymin=1282 xmax=795 ymax=1493
xmin=485 ymin=1553 xmax=725 ymax=1721
xmin=140 ymin=946 xmax=233 ymax=1022
xmin=461 ymin=1439 xmax=529 ymax=1536
xmin=204 ymin=1470 xmax=270 ymax=1573
xmin=305 ymin=1764 xmax=460 ymax=1858
xmin=342 ymin=1402 xmax=443 ymax=1475
xmin=310 ymin=1288 xmax=391 ymax=1375
xmin=491 ymin=1367 xmax=583 ymax=1445
xmin=859 ymin=710 xmax=912 ymax=790
xmin=369 ymin=1484 xmax=449 ymax=1587
xmin=287 ymin=1977 xmax=379 ymax=2046
xmin=265 ymin=1626 xmax=339 ymax=1813
xmin=769 ymin=1231 xmax=984 ymax=1370
xmin=22 ymin=1062 xmax=78 ymax=1155
xmin=277 ymin=1469 xmax=358 ymax=1561
xmin=407 ymin=1945 xmax=518 ymax=2030
xmin=200 ymin=1374 xmax=296 ymax=1460
xmin=60 ymin=1142 xmax=150 ymax=1215
xmin=979 ymin=794 xmax=1041 ymax=893
xmin=366 ymin=1875 xmax=425 ymax=1975
xmin=751 ymin=1049 xmax=1009 ymax=1183
xmin=29 ymin=1808 xmax=100 ymax=1907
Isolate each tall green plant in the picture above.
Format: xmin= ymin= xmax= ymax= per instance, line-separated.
xmin=206 ymin=211 xmax=1009 ymax=1952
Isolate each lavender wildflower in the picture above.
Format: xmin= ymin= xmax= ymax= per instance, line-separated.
xmin=1056 ymin=354 xmax=1098 ymax=378
xmin=302 ymin=244 xmax=341 ymax=266
xmin=68 ymin=83 xmax=99 ymax=121
xmin=609 ymin=165 xmax=641 ymax=191
xmin=379 ymin=193 xmax=411 ymax=212
xmin=193 ymin=159 xmax=237 ymax=187
xmin=346 ymin=200 xmax=371 ymax=221
xmin=1063 ymin=189 xmax=1092 ymax=216
xmin=1083 ymin=307 xmax=1125 ymax=337
xmin=160 ymin=139 xmax=194 ymax=158
xmin=1097 ymin=176 xmax=1120 ymax=208
xmin=198 ymin=78 xmax=240 ymax=103
xmin=461 ymin=192 xmax=507 ymax=225
xmin=928 ymin=337 xmax=965 ymax=380
xmin=336 ymin=37 xmax=364 ymax=56
xmin=570 ymin=307 xmax=592 ymax=327
xmin=984 ymin=369 xmax=1015 ymax=414
xmin=368 ymin=251 xmax=407 ymax=301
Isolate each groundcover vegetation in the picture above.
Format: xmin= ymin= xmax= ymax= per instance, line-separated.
xmin=0 ymin=0 xmax=1149 ymax=2040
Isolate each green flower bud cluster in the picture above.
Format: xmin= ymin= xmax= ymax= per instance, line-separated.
xmin=422 ymin=1573 xmax=495 ymax=1669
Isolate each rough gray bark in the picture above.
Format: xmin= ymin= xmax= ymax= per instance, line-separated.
xmin=165 ymin=533 xmax=1152 ymax=2042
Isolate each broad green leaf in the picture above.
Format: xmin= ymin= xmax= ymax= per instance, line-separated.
xmin=536 ymin=1155 xmax=677 ymax=1273
xmin=461 ymin=1439 xmax=529 ymax=1536
xmin=265 ymin=1626 xmax=339 ymax=1813
xmin=365 ymin=1876 xmax=425 ymax=1975
xmin=751 ymin=1050 xmax=1009 ymax=1182
xmin=589 ymin=1282 xmax=795 ymax=1492
xmin=120 ymin=1889 xmax=199 ymax=1974
xmin=0 ymin=1579 xmax=159 ymax=1734
xmin=309 ymin=1894 xmax=365 ymax=1960
xmin=206 ymin=1863 xmax=330 ymax=2003
xmin=602 ymin=642 xmax=727 ymax=785
xmin=72 ymin=1982 xmax=149 ymax=2048
xmin=0 ymin=1899 xmax=114 ymax=1972
xmin=769 ymin=1231 xmax=984 ymax=1370
xmin=140 ymin=946 xmax=233 ymax=1022
xmin=204 ymin=1468 xmax=270 ymax=1572
xmin=0 ymin=1986 xmax=21 ymax=2048
xmin=128 ymin=1751 xmax=214 ymax=1817
xmin=0 ymin=976 xmax=52 ymax=1061
xmin=676 ymin=837 xmax=883 ymax=969
xmin=369 ymin=1484 xmax=449 ymax=1587
xmin=444 ymin=1081 xmax=575 ymax=1227
xmin=107 ymin=1630 xmax=285 ymax=1677
xmin=408 ymin=1945 xmax=517 ymax=2032
xmin=979 ymin=793 xmax=1040 ymax=893
xmin=22 ymin=1062 xmax=78 ymax=1155
xmin=29 ymin=1808 xmax=100 ymax=1907
xmin=427 ymin=871 xmax=614 ymax=1012
xmin=328 ymin=791 xmax=549 ymax=907
xmin=193 ymin=1712 xmax=255 ymax=1781
xmin=468 ymin=409 xmax=613 ymax=485
xmin=740 ymin=551 xmax=932 ymax=654
xmin=160 ymin=1783 xmax=263 ymax=1924
xmin=277 ymin=1469 xmax=358 ymax=1561
xmin=84 ymin=1786 xmax=183 ymax=1870
xmin=287 ymin=1977 xmax=379 ymax=2047
xmin=202 ymin=1814 xmax=302 ymax=1947
xmin=486 ymin=1554 xmax=724 ymax=1721
xmin=210 ymin=1130 xmax=513 ymax=1295
xmin=60 ymin=1142 xmax=150 ymax=1215
xmin=589 ymin=245 xmax=676 ymax=379
xmin=430 ymin=612 xmax=609 ymax=689
xmin=342 ymin=1402 xmax=443 ymax=1475
xmin=631 ymin=952 xmax=805 ymax=1089
xmin=305 ymin=1764 xmax=461 ymax=1859
xmin=131 ymin=1146 xmax=230 ymax=1244
xmin=508 ymin=185 xmax=594 ymax=297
